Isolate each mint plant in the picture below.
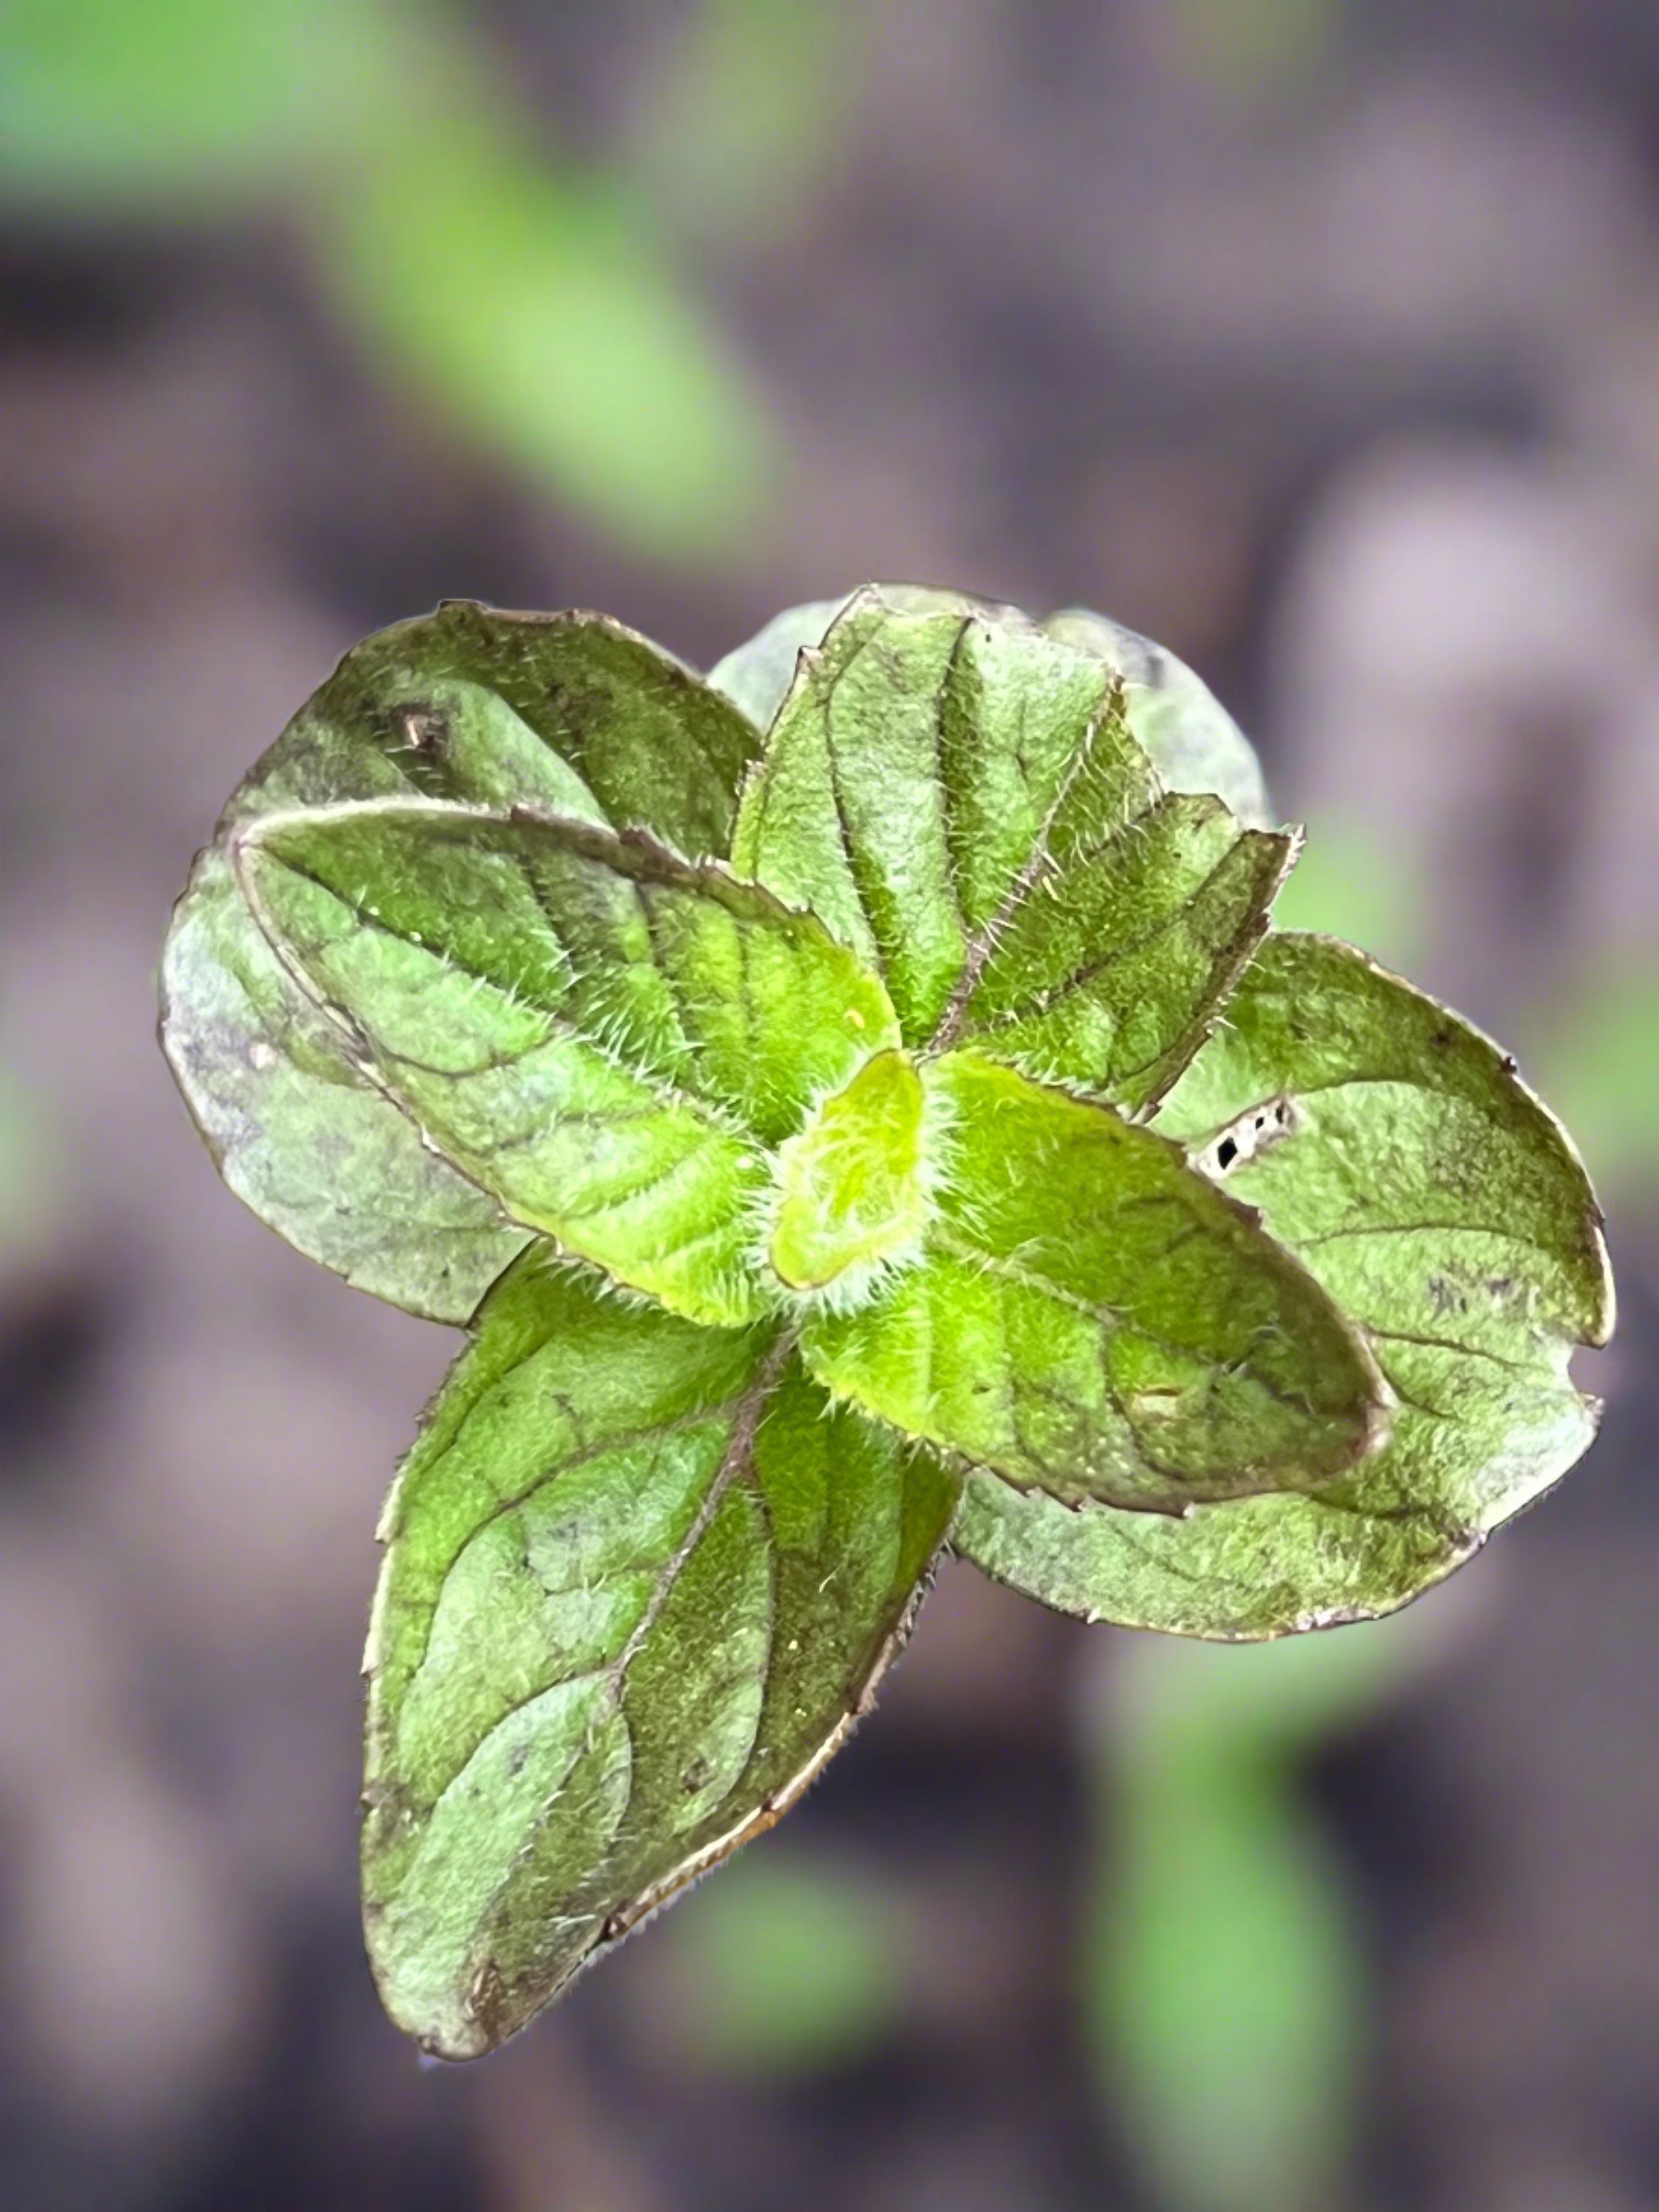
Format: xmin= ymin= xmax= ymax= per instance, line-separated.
xmin=160 ymin=586 xmax=1613 ymax=2058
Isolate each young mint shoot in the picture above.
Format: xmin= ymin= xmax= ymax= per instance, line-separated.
xmin=159 ymin=586 xmax=1613 ymax=2058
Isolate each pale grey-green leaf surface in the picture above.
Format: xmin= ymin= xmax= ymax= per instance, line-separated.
xmin=802 ymin=1051 xmax=1387 ymax=1514
xmin=238 ymin=802 xmax=899 ymax=1328
xmin=160 ymin=603 xmax=761 ymax=1322
xmin=731 ymin=591 xmax=1288 ymax=1108
xmin=1043 ymin=607 xmax=1272 ymax=827
xmin=363 ymin=1252 xmax=959 ymax=2057
xmin=955 ymin=935 xmax=1614 ymax=1635
xmin=707 ymin=595 xmax=847 ymax=732
xmin=710 ymin=588 xmax=1272 ymax=828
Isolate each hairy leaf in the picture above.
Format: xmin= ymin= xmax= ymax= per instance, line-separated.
xmin=955 ymin=936 xmax=1614 ymax=1635
xmin=712 ymin=590 xmax=1274 ymax=833
xmin=766 ymin=1048 xmax=931 ymax=1296
xmin=708 ymin=594 xmax=846 ymax=731
xmin=160 ymin=604 xmax=761 ymax=1321
xmin=156 ymin=580 xmax=1618 ymax=2064
xmin=731 ymin=591 xmax=1286 ymax=1107
xmin=363 ymin=1252 xmax=958 ymax=2057
xmin=732 ymin=592 xmax=1119 ymax=1041
xmin=946 ymin=791 xmax=1294 ymax=1110
xmin=239 ymin=801 xmax=899 ymax=1327
xmin=802 ymin=1051 xmax=1387 ymax=1514
xmin=1042 ymin=607 xmax=1272 ymax=828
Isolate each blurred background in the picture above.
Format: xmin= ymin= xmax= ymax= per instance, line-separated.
xmin=2 ymin=3 xmax=1658 ymax=2208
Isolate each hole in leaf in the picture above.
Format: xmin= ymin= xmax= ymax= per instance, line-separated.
xmin=1195 ymin=1094 xmax=1301 ymax=1181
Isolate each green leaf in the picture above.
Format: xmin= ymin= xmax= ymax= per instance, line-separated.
xmin=239 ymin=801 xmax=900 ymax=1327
xmin=160 ymin=605 xmax=761 ymax=1322
xmin=707 ymin=595 xmax=847 ymax=731
xmin=324 ymin=131 xmax=771 ymax=561
xmin=732 ymin=592 xmax=1111 ymax=1040
xmin=955 ymin=935 xmax=1613 ymax=1635
xmin=363 ymin=1251 xmax=959 ymax=2058
xmin=1094 ymin=1757 xmax=1360 ymax=2212
xmin=1042 ymin=607 xmax=1272 ymax=828
xmin=712 ymin=589 xmax=1272 ymax=828
xmin=766 ymin=1048 xmax=930 ymax=1296
xmin=320 ymin=601 xmax=762 ymax=857
xmin=801 ymin=1051 xmax=1387 ymax=1514
xmin=950 ymin=792 xmax=1294 ymax=1111
xmin=731 ymin=591 xmax=1287 ymax=1107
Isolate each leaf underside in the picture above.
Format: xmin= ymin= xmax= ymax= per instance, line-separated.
xmin=953 ymin=934 xmax=1614 ymax=1636
xmin=363 ymin=1251 xmax=959 ymax=2058
xmin=160 ymin=603 xmax=763 ymax=1322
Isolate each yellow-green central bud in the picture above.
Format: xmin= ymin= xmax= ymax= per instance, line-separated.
xmin=767 ymin=1048 xmax=930 ymax=1300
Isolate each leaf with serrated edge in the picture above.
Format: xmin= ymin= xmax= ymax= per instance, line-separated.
xmin=708 ymin=596 xmax=847 ymax=732
xmin=711 ymin=589 xmax=1273 ymax=831
xmin=733 ymin=593 xmax=1120 ymax=1042
xmin=1041 ymin=606 xmax=1272 ymax=828
xmin=940 ymin=788 xmax=1295 ymax=1112
xmin=238 ymin=800 xmax=901 ymax=1328
xmin=953 ymin=935 xmax=1613 ymax=1636
xmin=160 ymin=604 xmax=762 ymax=1322
xmin=363 ymin=1250 xmax=960 ymax=2057
xmin=732 ymin=592 xmax=1288 ymax=1109
xmin=802 ymin=1050 xmax=1387 ymax=1514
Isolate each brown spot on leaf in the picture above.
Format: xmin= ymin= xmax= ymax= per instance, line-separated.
xmin=466 ymin=1959 xmax=513 ymax=2050
xmin=397 ymin=704 xmax=449 ymax=757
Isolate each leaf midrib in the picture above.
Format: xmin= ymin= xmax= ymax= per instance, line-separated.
xmin=918 ymin=1219 xmax=1351 ymax=1438
xmin=240 ymin=832 xmax=761 ymax=1148
xmin=928 ymin=679 xmax=1135 ymax=1054
xmin=399 ymin=1328 xmax=798 ymax=1830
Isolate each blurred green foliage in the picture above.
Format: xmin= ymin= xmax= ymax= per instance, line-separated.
xmin=0 ymin=1065 xmax=56 ymax=1260
xmin=1167 ymin=0 xmax=1346 ymax=93
xmin=3 ymin=0 xmax=361 ymax=201
xmin=1528 ymin=959 xmax=1659 ymax=1201
xmin=1269 ymin=810 xmax=1427 ymax=977
xmin=2 ymin=0 xmax=776 ymax=558
xmin=326 ymin=125 xmax=764 ymax=553
xmin=1097 ymin=1762 xmax=1359 ymax=2212
xmin=649 ymin=1851 xmax=907 ymax=2077
xmin=635 ymin=0 xmax=855 ymax=245
xmin=1089 ymin=1618 xmax=1437 ymax=2212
